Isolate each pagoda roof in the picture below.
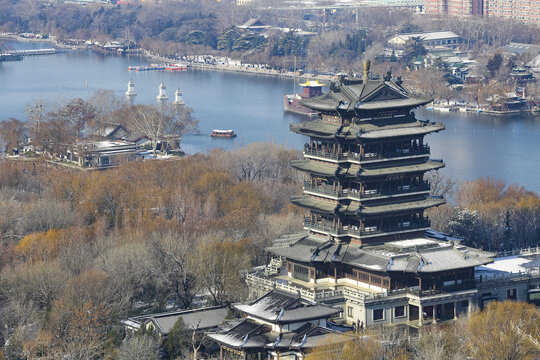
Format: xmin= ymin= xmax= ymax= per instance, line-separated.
xmin=291 ymin=159 xmax=445 ymax=178
xmin=359 ymin=197 xmax=445 ymax=215
xmin=291 ymin=118 xmax=444 ymax=141
xmin=298 ymin=80 xmax=325 ymax=87
xmin=291 ymin=159 xmax=338 ymax=177
xmin=268 ymin=233 xmax=494 ymax=273
xmin=300 ymin=76 xmax=432 ymax=114
xmin=354 ymin=98 xmax=431 ymax=111
xmin=358 ymin=160 xmax=445 ymax=177
xmin=356 ymin=122 xmax=445 ymax=139
xmin=290 ymin=195 xmax=445 ymax=216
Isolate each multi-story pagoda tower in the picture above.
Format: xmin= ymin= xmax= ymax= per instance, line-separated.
xmin=247 ymin=63 xmax=499 ymax=328
xmin=291 ymin=61 xmax=445 ymax=245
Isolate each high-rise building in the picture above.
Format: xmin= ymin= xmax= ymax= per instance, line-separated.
xmin=426 ymin=0 xmax=448 ymax=13
xmin=486 ymin=0 xmax=539 ymax=26
xmin=425 ymin=0 xmax=538 ymax=26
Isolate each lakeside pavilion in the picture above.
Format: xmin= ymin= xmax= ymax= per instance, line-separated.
xmin=247 ymin=61 xmax=540 ymax=329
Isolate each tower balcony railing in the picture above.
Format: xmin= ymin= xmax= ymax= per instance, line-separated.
xmin=303 ymin=182 xmax=343 ymax=198
xmin=349 ymin=181 xmax=431 ymax=199
xmin=303 ymin=218 xmax=348 ymax=235
xmin=303 ymin=145 xmax=431 ymax=162
xmin=304 ymin=218 xmax=431 ymax=237
xmin=303 ymin=146 xmax=341 ymax=160
xmin=347 ymin=218 xmax=431 ymax=237
xmin=304 ymin=181 xmax=430 ymax=200
xmin=359 ymin=145 xmax=430 ymax=161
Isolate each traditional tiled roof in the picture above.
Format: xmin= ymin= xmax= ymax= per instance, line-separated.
xmin=291 ymin=119 xmax=444 ymax=140
xmin=356 ymin=123 xmax=445 ymax=139
xmin=290 ymin=195 xmax=444 ymax=216
xmin=206 ymin=318 xmax=350 ymax=352
xmin=234 ymin=289 xmax=341 ymax=324
xmin=389 ymin=31 xmax=460 ymax=43
xmin=300 ymin=75 xmax=431 ymax=114
xmin=207 ymin=319 xmax=273 ymax=349
xmin=147 ymin=305 xmax=229 ymax=335
xmin=269 ymin=233 xmax=494 ymax=273
xmin=291 ymin=159 xmax=337 ymax=177
xmin=291 ymin=159 xmax=444 ymax=178
xmin=271 ymin=323 xmax=350 ymax=350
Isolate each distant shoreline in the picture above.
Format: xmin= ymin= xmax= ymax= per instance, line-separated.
xmin=1 ymin=34 xmax=333 ymax=83
xmin=140 ymin=49 xmax=334 ymax=82
xmin=0 ymin=34 xmax=86 ymax=49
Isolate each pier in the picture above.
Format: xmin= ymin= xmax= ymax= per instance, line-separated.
xmin=0 ymin=48 xmax=57 ymax=62
xmin=8 ymin=48 xmax=57 ymax=56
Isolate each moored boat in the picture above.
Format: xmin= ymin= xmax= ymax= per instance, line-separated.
xmin=150 ymin=63 xmax=166 ymax=69
xmin=284 ymin=80 xmax=324 ymax=118
xmin=135 ymin=65 xmax=165 ymax=72
xmin=211 ymin=129 xmax=236 ymax=138
xmin=165 ymin=63 xmax=189 ymax=71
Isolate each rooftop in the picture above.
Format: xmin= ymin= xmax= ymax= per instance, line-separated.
xmin=124 ymin=305 xmax=229 ymax=335
xmin=502 ymin=42 xmax=540 ymax=56
xmin=291 ymin=159 xmax=445 ymax=178
xmin=476 ymin=252 xmax=540 ymax=278
xmin=290 ymin=195 xmax=445 ymax=216
xmin=234 ymin=289 xmax=341 ymax=324
xmin=292 ymin=118 xmax=444 ymax=141
xmin=389 ymin=31 xmax=460 ymax=42
xmin=207 ymin=318 xmax=349 ymax=351
xmin=299 ymin=74 xmax=432 ymax=115
xmin=268 ymin=232 xmax=494 ymax=274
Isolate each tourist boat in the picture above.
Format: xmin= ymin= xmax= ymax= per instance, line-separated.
xmin=136 ymin=66 xmax=163 ymax=72
xmin=211 ymin=129 xmax=236 ymax=138
xmin=283 ymin=80 xmax=324 ymax=118
xmin=150 ymin=63 xmax=166 ymax=69
xmin=165 ymin=63 xmax=189 ymax=71
xmin=133 ymin=64 xmax=166 ymax=72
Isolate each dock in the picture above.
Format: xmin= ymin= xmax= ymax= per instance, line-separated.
xmin=7 ymin=48 xmax=57 ymax=56
xmin=0 ymin=48 xmax=57 ymax=62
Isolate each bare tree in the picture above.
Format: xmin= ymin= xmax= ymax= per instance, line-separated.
xmin=190 ymin=232 xmax=251 ymax=304
xmin=118 ymin=334 xmax=159 ymax=360
xmin=126 ymin=103 xmax=197 ymax=155
xmin=426 ymin=171 xmax=456 ymax=199
xmin=0 ymin=118 xmax=26 ymax=153
xmin=151 ymin=231 xmax=201 ymax=309
xmin=87 ymin=89 xmax=127 ymax=129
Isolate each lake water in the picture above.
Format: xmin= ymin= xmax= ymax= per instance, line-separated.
xmin=1 ymin=40 xmax=539 ymax=194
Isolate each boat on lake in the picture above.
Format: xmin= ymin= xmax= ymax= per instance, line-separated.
xmin=165 ymin=63 xmax=189 ymax=71
xmin=284 ymin=80 xmax=324 ymax=118
xmin=211 ymin=129 xmax=236 ymax=138
xmin=130 ymin=64 xmax=166 ymax=72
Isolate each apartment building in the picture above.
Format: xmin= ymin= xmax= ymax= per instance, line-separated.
xmin=426 ymin=0 xmax=538 ymax=26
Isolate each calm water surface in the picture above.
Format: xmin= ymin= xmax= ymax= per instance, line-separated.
xmin=1 ymin=41 xmax=539 ymax=193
